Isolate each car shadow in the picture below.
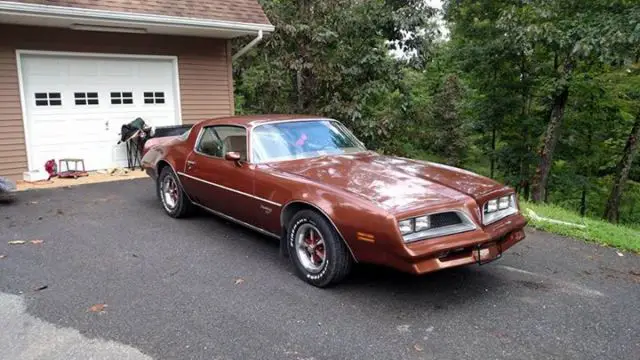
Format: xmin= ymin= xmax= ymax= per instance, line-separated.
xmin=343 ymin=262 xmax=505 ymax=301
xmin=0 ymin=196 xmax=16 ymax=204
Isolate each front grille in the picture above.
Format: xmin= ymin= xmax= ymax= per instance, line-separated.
xmin=430 ymin=212 xmax=463 ymax=228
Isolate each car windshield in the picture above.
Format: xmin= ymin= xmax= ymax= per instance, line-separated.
xmin=251 ymin=120 xmax=366 ymax=163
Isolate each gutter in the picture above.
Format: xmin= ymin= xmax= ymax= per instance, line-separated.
xmin=0 ymin=1 xmax=275 ymax=34
xmin=232 ymin=30 xmax=264 ymax=61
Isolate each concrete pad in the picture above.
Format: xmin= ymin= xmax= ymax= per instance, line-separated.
xmin=16 ymin=170 xmax=148 ymax=191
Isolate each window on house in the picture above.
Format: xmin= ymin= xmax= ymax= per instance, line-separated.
xmin=110 ymin=92 xmax=134 ymax=105
xmin=75 ymin=92 xmax=99 ymax=105
xmin=143 ymin=91 xmax=165 ymax=104
xmin=34 ymin=92 xmax=62 ymax=106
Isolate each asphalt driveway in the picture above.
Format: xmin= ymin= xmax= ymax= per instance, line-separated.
xmin=1 ymin=179 xmax=639 ymax=360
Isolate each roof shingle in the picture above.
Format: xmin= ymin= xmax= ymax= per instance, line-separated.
xmin=11 ymin=0 xmax=272 ymax=25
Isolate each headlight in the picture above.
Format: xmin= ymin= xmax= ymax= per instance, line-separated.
xmin=398 ymin=219 xmax=414 ymax=235
xmin=397 ymin=211 xmax=476 ymax=243
xmin=414 ymin=216 xmax=430 ymax=232
xmin=498 ymin=196 xmax=510 ymax=210
xmin=483 ymin=194 xmax=518 ymax=225
xmin=486 ymin=199 xmax=498 ymax=213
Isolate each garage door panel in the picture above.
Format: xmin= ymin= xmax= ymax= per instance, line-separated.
xmin=138 ymin=61 xmax=173 ymax=76
xmin=32 ymin=120 xmax=110 ymax=142
xmin=28 ymin=109 xmax=74 ymax=116
xmin=101 ymin=61 xmax=136 ymax=77
xmin=113 ymin=143 xmax=132 ymax=166
xmin=22 ymin=54 xmax=179 ymax=171
xmin=30 ymin=120 xmax=69 ymax=139
xmin=69 ymin=60 xmax=100 ymax=76
xmin=67 ymin=78 xmax=107 ymax=88
xmin=23 ymin=59 xmax=67 ymax=76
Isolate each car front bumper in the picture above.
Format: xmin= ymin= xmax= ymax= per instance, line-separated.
xmin=383 ymin=213 xmax=528 ymax=275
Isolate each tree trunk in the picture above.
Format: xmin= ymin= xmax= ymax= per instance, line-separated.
xmin=603 ymin=115 xmax=640 ymax=223
xmin=531 ymin=86 xmax=569 ymax=202
xmin=580 ymin=127 xmax=594 ymax=217
xmin=518 ymin=70 xmax=530 ymax=199
xmin=490 ymin=126 xmax=496 ymax=178
xmin=580 ymin=184 xmax=587 ymax=217
xmin=296 ymin=67 xmax=304 ymax=112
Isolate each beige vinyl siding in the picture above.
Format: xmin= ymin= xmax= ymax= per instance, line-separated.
xmin=0 ymin=24 xmax=233 ymax=180
xmin=178 ymin=54 xmax=233 ymax=124
xmin=0 ymin=41 xmax=27 ymax=178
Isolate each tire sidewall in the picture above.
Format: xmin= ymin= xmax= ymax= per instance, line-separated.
xmin=157 ymin=168 xmax=183 ymax=217
xmin=287 ymin=211 xmax=337 ymax=287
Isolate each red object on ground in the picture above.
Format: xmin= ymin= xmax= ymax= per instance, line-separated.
xmin=45 ymin=159 xmax=58 ymax=179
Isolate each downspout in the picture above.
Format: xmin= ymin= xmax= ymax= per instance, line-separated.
xmin=232 ymin=29 xmax=263 ymax=61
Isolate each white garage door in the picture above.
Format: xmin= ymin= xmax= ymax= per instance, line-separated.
xmin=20 ymin=53 xmax=180 ymax=171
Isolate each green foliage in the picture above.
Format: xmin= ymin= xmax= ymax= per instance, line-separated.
xmin=443 ymin=0 xmax=640 ymax=223
xmin=234 ymin=0 xmax=640 ymax=228
xmin=429 ymin=74 xmax=468 ymax=166
xmin=234 ymin=0 xmax=433 ymax=151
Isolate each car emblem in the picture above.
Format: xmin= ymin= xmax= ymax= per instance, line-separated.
xmin=260 ymin=205 xmax=273 ymax=215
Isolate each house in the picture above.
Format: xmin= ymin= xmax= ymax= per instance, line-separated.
xmin=0 ymin=0 xmax=273 ymax=180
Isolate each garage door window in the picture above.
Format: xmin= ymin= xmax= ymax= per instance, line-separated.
xmin=75 ymin=92 xmax=99 ymax=105
xmin=34 ymin=92 xmax=62 ymax=106
xmin=144 ymin=91 xmax=165 ymax=104
xmin=111 ymin=92 xmax=134 ymax=105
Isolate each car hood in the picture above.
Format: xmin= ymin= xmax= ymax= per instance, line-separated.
xmin=267 ymin=152 xmax=504 ymax=214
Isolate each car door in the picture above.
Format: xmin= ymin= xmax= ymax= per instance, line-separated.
xmin=183 ymin=125 xmax=257 ymax=225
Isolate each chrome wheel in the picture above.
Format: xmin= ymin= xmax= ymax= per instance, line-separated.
xmin=295 ymin=223 xmax=326 ymax=273
xmin=161 ymin=175 xmax=179 ymax=211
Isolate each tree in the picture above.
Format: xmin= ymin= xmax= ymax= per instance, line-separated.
xmin=603 ymin=64 xmax=640 ymax=222
xmin=605 ymin=117 xmax=640 ymax=222
xmin=444 ymin=0 xmax=539 ymax=182
xmin=430 ymin=74 xmax=467 ymax=166
xmin=497 ymin=0 xmax=640 ymax=202
xmin=233 ymin=0 xmax=438 ymax=148
xmin=233 ymin=0 xmax=640 ymax=226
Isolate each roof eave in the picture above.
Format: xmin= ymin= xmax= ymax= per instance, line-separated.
xmin=0 ymin=1 xmax=274 ymax=38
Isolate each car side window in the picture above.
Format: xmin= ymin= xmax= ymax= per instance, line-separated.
xmin=196 ymin=126 xmax=247 ymax=160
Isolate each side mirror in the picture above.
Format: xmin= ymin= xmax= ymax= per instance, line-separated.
xmin=224 ymin=151 xmax=241 ymax=162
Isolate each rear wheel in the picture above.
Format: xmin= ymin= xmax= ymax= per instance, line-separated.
xmin=287 ymin=210 xmax=352 ymax=287
xmin=157 ymin=166 xmax=192 ymax=218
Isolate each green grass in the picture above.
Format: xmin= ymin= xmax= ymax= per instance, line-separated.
xmin=521 ymin=200 xmax=640 ymax=253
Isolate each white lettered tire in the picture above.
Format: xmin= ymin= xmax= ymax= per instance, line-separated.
xmin=287 ymin=210 xmax=352 ymax=287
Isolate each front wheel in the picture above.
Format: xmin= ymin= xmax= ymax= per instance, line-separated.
xmin=157 ymin=167 xmax=192 ymax=218
xmin=287 ymin=210 xmax=353 ymax=287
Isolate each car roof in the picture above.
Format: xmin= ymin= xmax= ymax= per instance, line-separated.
xmin=197 ymin=114 xmax=334 ymax=128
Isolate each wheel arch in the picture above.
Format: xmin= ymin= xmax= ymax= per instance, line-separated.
xmin=280 ymin=200 xmax=358 ymax=262
xmin=156 ymin=159 xmax=172 ymax=177
xmin=156 ymin=159 xmax=193 ymax=203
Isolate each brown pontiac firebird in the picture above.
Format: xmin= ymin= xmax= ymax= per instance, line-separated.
xmin=141 ymin=115 xmax=527 ymax=287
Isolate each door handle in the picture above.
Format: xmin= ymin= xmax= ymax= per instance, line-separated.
xmin=186 ymin=160 xmax=196 ymax=169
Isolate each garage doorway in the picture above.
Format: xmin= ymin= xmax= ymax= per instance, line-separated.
xmin=17 ymin=51 xmax=182 ymax=171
